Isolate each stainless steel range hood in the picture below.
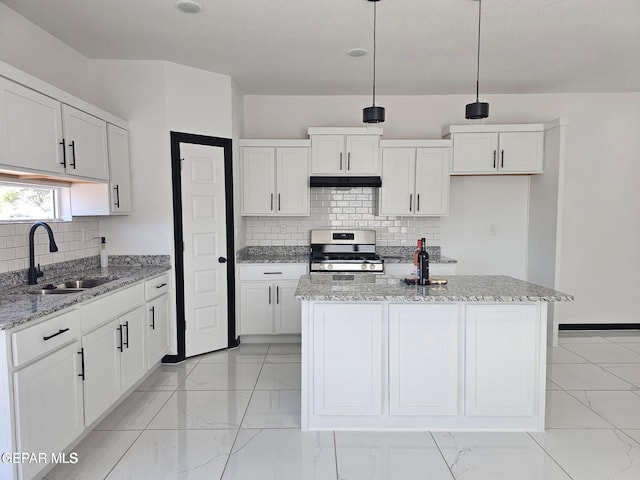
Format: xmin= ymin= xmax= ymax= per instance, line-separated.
xmin=309 ymin=176 xmax=382 ymax=188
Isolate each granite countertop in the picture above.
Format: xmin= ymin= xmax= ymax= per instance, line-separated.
xmin=0 ymin=262 xmax=171 ymax=331
xmin=295 ymin=274 xmax=573 ymax=303
xmin=236 ymin=246 xmax=457 ymax=265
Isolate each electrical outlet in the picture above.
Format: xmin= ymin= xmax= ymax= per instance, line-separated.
xmin=488 ymin=224 xmax=497 ymax=236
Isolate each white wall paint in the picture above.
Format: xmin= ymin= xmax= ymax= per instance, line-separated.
xmin=0 ymin=3 xmax=92 ymax=101
xmin=232 ymin=80 xmax=247 ymax=250
xmin=244 ymin=93 xmax=640 ymax=324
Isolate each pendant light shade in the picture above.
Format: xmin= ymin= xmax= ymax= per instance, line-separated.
xmin=465 ymin=0 xmax=489 ymax=120
xmin=363 ymin=0 xmax=385 ymax=124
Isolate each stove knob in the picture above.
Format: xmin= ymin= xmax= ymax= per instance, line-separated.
xmin=361 ymin=264 xmax=367 ymax=270
xmin=327 ymin=264 xmax=333 ymax=270
xmin=369 ymin=264 xmax=376 ymax=270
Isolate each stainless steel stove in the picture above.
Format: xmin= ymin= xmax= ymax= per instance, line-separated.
xmin=310 ymin=229 xmax=384 ymax=273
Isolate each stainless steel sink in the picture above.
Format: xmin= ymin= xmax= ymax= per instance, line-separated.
xmin=29 ymin=278 xmax=112 ymax=295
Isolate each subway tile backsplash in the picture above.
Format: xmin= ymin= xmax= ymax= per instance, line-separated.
xmin=0 ymin=218 xmax=101 ymax=274
xmin=245 ymin=187 xmax=440 ymax=247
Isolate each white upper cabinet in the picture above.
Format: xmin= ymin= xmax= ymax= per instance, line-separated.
xmin=0 ymin=77 xmax=65 ymax=175
xmin=61 ymin=104 xmax=109 ymax=181
xmin=309 ymin=127 xmax=382 ymax=175
xmin=240 ymin=140 xmax=310 ymax=216
xmin=378 ymin=140 xmax=451 ymax=216
xmin=107 ymin=124 xmax=132 ymax=213
xmin=444 ymin=124 xmax=544 ymax=175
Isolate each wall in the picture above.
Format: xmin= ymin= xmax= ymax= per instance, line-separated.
xmin=246 ymin=187 xmax=439 ymax=247
xmin=244 ymin=93 xmax=640 ymax=324
xmin=0 ymin=219 xmax=99 ymax=273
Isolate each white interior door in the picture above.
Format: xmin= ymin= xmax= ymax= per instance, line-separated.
xmin=180 ymin=143 xmax=228 ymax=357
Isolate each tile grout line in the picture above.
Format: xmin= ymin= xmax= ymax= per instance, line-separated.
xmin=428 ymin=431 xmax=457 ymax=480
xmin=526 ymin=431 xmax=577 ymax=480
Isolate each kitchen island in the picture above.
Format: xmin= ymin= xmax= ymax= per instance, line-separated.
xmin=295 ymin=274 xmax=573 ymax=432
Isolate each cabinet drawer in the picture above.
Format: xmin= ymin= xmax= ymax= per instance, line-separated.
xmin=145 ymin=272 xmax=170 ymax=300
xmin=81 ymin=283 xmax=144 ymax=332
xmin=238 ymin=264 xmax=307 ymax=281
xmin=12 ymin=309 xmax=81 ymax=367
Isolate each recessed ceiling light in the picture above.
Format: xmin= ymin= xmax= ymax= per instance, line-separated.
xmin=174 ymin=0 xmax=204 ymax=14
xmin=348 ymin=48 xmax=368 ymax=57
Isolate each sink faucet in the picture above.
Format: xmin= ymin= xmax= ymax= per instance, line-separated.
xmin=28 ymin=222 xmax=59 ymax=285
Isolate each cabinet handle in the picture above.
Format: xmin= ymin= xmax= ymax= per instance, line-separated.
xmin=417 ymin=194 xmax=420 ymax=212
xmin=268 ymin=285 xmax=272 ymax=305
xmin=155 ymin=282 xmax=167 ymax=288
xmin=409 ymin=194 xmax=413 ymax=212
xmin=69 ymin=140 xmax=77 ymax=169
xmin=276 ymin=285 xmax=280 ymax=304
xmin=114 ymin=185 xmax=120 ymax=208
xmin=78 ymin=348 xmax=85 ymax=381
xmin=117 ymin=325 xmax=123 ymax=352
xmin=123 ymin=321 xmax=129 ymax=349
xmin=339 ymin=152 xmax=343 ymax=170
xmin=59 ymin=139 xmax=67 ymax=167
xmin=347 ymin=152 xmax=351 ymax=171
xmin=263 ymin=272 xmax=283 ymax=275
xmin=270 ymin=193 xmax=274 ymax=211
xmin=150 ymin=306 xmax=155 ymax=330
xmin=278 ymin=193 xmax=281 ymax=211
xmin=493 ymin=150 xmax=496 ymax=169
xmin=43 ymin=328 xmax=69 ymax=341
xmin=501 ymin=150 xmax=504 ymax=168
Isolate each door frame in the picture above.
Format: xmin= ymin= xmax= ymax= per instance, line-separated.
xmin=165 ymin=131 xmax=239 ymax=363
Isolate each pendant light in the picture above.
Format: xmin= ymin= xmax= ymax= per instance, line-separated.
xmin=363 ymin=0 xmax=385 ymax=123
xmin=465 ymin=0 xmax=489 ymax=119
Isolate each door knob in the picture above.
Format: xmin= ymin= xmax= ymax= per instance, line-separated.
xmin=218 ymin=257 xmax=227 ymax=263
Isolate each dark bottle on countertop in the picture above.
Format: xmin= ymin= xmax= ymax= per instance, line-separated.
xmin=413 ymin=239 xmax=421 ymax=283
xmin=418 ymin=237 xmax=430 ymax=285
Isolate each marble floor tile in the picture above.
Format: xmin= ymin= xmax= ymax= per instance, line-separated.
xmin=147 ymin=390 xmax=252 ymax=430
xmin=432 ymin=431 xmax=571 ymax=480
xmin=335 ymin=431 xmax=453 ymax=480
xmin=603 ymin=331 xmax=640 ymax=343
xmin=265 ymin=354 xmax=302 ymax=363
xmin=623 ymin=429 xmax=640 ymax=444
xmin=222 ymin=429 xmax=336 ymax=480
xmin=242 ymin=390 xmax=301 ymax=429
xmin=546 ymin=379 xmax=562 ymax=391
xmin=531 ymin=429 xmax=640 ymax=480
xmin=547 ymin=363 xmax=636 ymax=390
xmin=546 ymin=345 xmax=588 ymax=363
xmin=267 ymin=343 xmax=301 ymax=355
xmin=136 ymin=363 xmax=196 ymax=391
xmin=105 ymin=429 xmax=236 ymax=480
xmin=255 ymin=363 xmax=301 ymax=390
xmin=95 ymin=390 xmax=173 ymax=431
xmin=545 ymin=390 xmax=612 ymax=428
xmin=44 ymin=430 xmax=140 ymax=480
xmin=180 ymin=362 xmax=262 ymax=391
xmin=601 ymin=363 xmax=640 ymax=388
xmin=570 ymin=391 xmax=640 ymax=428
xmin=558 ymin=331 xmax=609 ymax=344
xmin=563 ymin=343 xmax=640 ymax=364
xmin=619 ymin=342 xmax=640 ymax=355
xmin=196 ymin=349 xmax=266 ymax=364
xmin=232 ymin=343 xmax=270 ymax=354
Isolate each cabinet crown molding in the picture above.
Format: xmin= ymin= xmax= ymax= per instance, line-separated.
xmin=442 ymin=123 xmax=544 ymax=137
xmin=308 ymin=126 xmax=383 ymax=136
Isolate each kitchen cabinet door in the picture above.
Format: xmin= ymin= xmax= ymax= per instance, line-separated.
xmin=147 ymin=294 xmax=170 ymax=368
xmin=379 ymin=148 xmax=415 ymax=215
xmin=312 ymin=303 xmax=383 ymax=416
xmin=310 ymin=134 xmax=344 ymax=174
xmin=82 ymin=319 xmax=122 ymax=425
xmin=241 ymin=147 xmax=276 ymax=215
xmin=498 ymin=131 xmax=543 ymax=173
xmin=276 ymin=147 xmax=309 ymax=215
xmin=0 ymin=77 xmax=65 ymax=175
xmin=12 ymin=340 xmax=84 ymax=480
xmin=389 ymin=305 xmax=458 ymax=416
xmin=465 ymin=304 xmax=538 ymax=416
xmin=239 ymin=282 xmax=274 ymax=334
xmin=345 ymin=135 xmax=379 ymax=174
xmin=120 ymin=306 xmax=147 ymax=393
xmin=107 ymin=124 xmax=132 ymax=213
xmin=451 ymin=132 xmax=498 ymax=174
xmin=274 ymin=281 xmax=301 ymax=334
xmin=61 ymin=104 xmax=109 ymax=180
xmin=414 ymin=147 xmax=450 ymax=216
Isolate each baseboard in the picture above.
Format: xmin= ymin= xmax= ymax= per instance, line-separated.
xmin=559 ymin=323 xmax=640 ymax=331
xmin=238 ymin=334 xmax=301 ymax=344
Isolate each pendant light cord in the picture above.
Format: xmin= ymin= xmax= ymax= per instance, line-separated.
xmin=475 ymin=0 xmax=482 ymax=102
xmin=372 ymin=1 xmax=377 ymax=106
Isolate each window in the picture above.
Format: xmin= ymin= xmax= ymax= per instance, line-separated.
xmin=0 ymin=181 xmax=70 ymax=222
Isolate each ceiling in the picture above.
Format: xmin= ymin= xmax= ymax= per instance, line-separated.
xmin=2 ymin=0 xmax=639 ymax=96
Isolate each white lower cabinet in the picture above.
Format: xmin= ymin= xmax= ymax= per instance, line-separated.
xmin=388 ymin=304 xmax=458 ymax=416
xmin=464 ymin=304 xmax=538 ymax=416
xmin=12 ymin=340 xmax=84 ymax=480
xmin=312 ymin=303 xmax=383 ymax=416
xmin=119 ymin=306 xmax=147 ymax=393
xmin=238 ymin=264 xmax=307 ymax=335
xmin=147 ymin=294 xmax=170 ymax=367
